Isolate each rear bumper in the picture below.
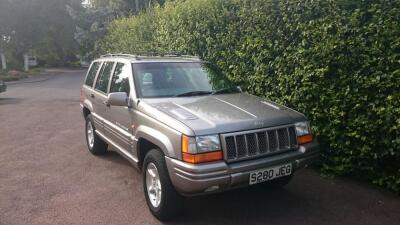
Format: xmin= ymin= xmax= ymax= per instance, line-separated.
xmin=165 ymin=141 xmax=319 ymax=196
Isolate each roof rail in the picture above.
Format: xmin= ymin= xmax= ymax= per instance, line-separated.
xmin=100 ymin=52 xmax=200 ymax=60
xmin=100 ymin=53 xmax=138 ymax=58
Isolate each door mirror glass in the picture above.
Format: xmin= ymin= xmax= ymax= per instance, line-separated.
xmin=106 ymin=92 xmax=128 ymax=106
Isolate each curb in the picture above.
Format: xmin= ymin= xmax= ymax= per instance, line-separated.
xmin=4 ymin=69 xmax=86 ymax=85
xmin=5 ymin=74 xmax=54 ymax=85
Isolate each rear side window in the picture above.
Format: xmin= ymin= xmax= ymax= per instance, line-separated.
xmin=85 ymin=62 xmax=100 ymax=87
xmin=110 ymin=63 xmax=130 ymax=95
xmin=95 ymin=62 xmax=115 ymax=93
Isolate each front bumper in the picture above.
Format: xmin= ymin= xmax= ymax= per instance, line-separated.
xmin=165 ymin=141 xmax=319 ymax=196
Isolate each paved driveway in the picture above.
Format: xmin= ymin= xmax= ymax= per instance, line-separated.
xmin=0 ymin=70 xmax=399 ymax=225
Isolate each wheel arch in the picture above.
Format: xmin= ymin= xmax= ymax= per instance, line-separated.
xmin=81 ymin=99 xmax=93 ymax=118
xmin=135 ymin=126 xmax=178 ymax=170
xmin=82 ymin=106 xmax=91 ymax=118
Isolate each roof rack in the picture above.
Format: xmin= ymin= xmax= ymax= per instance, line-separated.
xmin=100 ymin=52 xmax=200 ymax=60
xmin=100 ymin=53 xmax=138 ymax=58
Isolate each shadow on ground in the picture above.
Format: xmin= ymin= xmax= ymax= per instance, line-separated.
xmin=93 ymin=146 xmax=400 ymax=225
xmin=172 ymin=183 xmax=308 ymax=225
xmin=100 ymin=149 xmax=314 ymax=225
xmin=98 ymin=149 xmax=133 ymax=167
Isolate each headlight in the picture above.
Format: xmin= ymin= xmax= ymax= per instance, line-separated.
xmin=181 ymin=135 xmax=223 ymax=164
xmin=294 ymin=121 xmax=313 ymax=144
xmin=295 ymin=121 xmax=311 ymax=136
xmin=196 ymin=135 xmax=221 ymax=153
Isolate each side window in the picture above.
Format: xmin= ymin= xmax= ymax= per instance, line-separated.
xmin=110 ymin=63 xmax=131 ymax=95
xmin=85 ymin=62 xmax=100 ymax=87
xmin=95 ymin=62 xmax=115 ymax=93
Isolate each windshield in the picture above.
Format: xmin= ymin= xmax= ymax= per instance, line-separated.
xmin=132 ymin=62 xmax=235 ymax=98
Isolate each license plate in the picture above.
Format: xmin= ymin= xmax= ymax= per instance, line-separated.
xmin=249 ymin=163 xmax=292 ymax=185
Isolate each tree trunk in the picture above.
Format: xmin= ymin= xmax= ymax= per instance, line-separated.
xmin=0 ymin=53 xmax=6 ymax=70
xmin=135 ymin=0 xmax=140 ymax=13
xmin=24 ymin=53 xmax=29 ymax=72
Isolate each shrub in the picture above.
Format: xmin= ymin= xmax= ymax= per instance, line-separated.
xmin=98 ymin=0 xmax=400 ymax=193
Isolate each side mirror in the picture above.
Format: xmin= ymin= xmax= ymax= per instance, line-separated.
xmin=106 ymin=92 xmax=128 ymax=107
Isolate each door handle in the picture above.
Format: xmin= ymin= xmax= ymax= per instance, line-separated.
xmin=90 ymin=93 xmax=95 ymax=98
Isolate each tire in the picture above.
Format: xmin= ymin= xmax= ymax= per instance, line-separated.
xmin=85 ymin=114 xmax=108 ymax=155
xmin=261 ymin=174 xmax=293 ymax=189
xmin=143 ymin=149 xmax=183 ymax=221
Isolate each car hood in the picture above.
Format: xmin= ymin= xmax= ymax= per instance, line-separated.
xmin=141 ymin=93 xmax=306 ymax=135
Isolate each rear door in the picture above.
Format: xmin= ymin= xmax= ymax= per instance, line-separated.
xmin=92 ymin=61 xmax=116 ymax=134
xmin=82 ymin=61 xmax=102 ymax=129
xmin=104 ymin=62 xmax=135 ymax=153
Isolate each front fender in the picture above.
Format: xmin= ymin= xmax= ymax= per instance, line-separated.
xmin=81 ymin=98 xmax=93 ymax=112
xmin=135 ymin=125 xmax=180 ymax=159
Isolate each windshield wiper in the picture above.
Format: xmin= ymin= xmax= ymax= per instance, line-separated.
xmin=212 ymin=86 xmax=242 ymax=95
xmin=175 ymin=91 xmax=212 ymax=97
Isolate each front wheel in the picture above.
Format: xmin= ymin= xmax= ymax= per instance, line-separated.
xmin=143 ymin=149 xmax=183 ymax=221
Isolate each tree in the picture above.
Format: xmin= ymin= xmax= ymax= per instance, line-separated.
xmin=67 ymin=4 xmax=115 ymax=61
xmin=0 ymin=0 xmax=170 ymax=69
xmin=0 ymin=0 xmax=80 ymax=69
xmin=67 ymin=0 xmax=167 ymax=61
xmin=87 ymin=0 xmax=166 ymax=14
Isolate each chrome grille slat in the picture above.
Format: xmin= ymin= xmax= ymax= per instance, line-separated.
xmin=222 ymin=125 xmax=298 ymax=162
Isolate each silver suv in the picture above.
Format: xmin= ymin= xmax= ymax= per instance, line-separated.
xmin=80 ymin=54 xmax=319 ymax=220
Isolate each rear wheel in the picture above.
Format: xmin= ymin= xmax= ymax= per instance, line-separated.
xmin=143 ymin=149 xmax=183 ymax=221
xmin=85 ymin=114 xmax=107 ymax=155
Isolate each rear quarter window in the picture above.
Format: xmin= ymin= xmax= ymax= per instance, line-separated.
xmin=85 ymin=62 xmax=101 ymax=87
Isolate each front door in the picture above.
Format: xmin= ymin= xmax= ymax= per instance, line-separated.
xmin=104 ymin=62 xmax=134 ymax=154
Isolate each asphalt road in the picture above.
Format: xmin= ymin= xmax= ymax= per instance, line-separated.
xmin=1 ymin=70 xmax=399 ymax=225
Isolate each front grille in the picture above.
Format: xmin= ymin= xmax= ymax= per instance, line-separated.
xmin=222 ymin=126 xmax=298 ymax=162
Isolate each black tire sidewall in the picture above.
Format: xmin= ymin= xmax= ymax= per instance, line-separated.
xmin=85 ymin=115 xmax=95 ymax=152
xmin=85 ymin=114 xmax=107 ymax=155
xmin=142 ymin=149 xmax=182 ymax=220
xmin=143 ymin=150 xmax=165 ymax=214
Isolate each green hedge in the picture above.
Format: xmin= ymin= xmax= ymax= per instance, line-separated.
xmin=98 ymin=0 xmax=400 ymax=193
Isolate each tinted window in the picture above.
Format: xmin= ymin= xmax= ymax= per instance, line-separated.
xmin=85 ymin=62 xmax=100 ymax=87
xmin=110 ymin=63 xmax=130 ymax=95
xmin=95 ymin=62 xmax=115 ymax=93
